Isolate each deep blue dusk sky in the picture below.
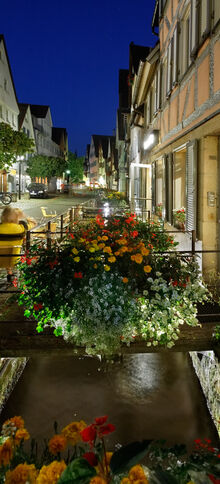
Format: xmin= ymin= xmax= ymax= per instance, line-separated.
xmin=2 ymin=0 xmax=157 ymax=156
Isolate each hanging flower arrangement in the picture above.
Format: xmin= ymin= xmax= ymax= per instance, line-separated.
xmin=17 ymin=213 xmax=209 ymax=356
xmin=127 ymin=74 xmax=134 ymax=86
xmin=0 ymin=415 xmax=219 ymax=484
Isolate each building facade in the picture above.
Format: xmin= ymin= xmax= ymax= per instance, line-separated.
xmin=127 ymin=0 xmax=220 ymax=277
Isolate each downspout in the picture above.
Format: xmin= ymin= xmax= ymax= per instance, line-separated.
xmin=130 ymin=61 xmax=144 ymax=127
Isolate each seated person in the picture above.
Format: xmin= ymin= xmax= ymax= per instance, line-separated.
xmin=0 ymin=207 xmax=26 ymax=283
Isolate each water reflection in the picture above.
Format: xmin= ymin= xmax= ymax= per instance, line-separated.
xmin=0 ymin=353 xmax=218 ymax=449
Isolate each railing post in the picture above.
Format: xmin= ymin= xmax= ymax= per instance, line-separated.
xmin=47 ymin=221 xmax=51 ymax=249
xmin=60 ymin=214 xmax=64 ymax=240
xmin=192 ymin=229 xmax=196 ymax=255
xmin=69 ymin=208 xmax=73 ymax=230
xmin=26 ymin=230 xmax=31 ymax=251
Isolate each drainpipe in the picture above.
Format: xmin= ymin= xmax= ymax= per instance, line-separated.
xmin=130 ymin=61 xmax=144 ymax=127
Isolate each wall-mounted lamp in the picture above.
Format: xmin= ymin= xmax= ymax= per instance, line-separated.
xmin=143 ymin=130 xmax=159 ymax=151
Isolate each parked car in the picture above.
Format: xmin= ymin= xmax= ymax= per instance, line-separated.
xmin=27 ymin=183 xmax=48 ymax=199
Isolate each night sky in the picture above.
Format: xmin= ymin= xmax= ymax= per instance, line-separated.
xmin=2 ymin=0 xmax=157 ymax=156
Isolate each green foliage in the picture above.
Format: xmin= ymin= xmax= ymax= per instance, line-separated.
xmin=0 ymin=122 xmax=35 ymax=170
xmin=67 ymin=151 xmax=84 ymax=182
xmin=58 ymin=458 xmax=96 ymax=483
xmin=26 ymin=154 xmax=66 ymax=179
xmin=213 ymin=325 xmax=220 ymax=341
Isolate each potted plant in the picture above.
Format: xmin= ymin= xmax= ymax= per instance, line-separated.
xmin=173 ymin=208 xmax=186 ymax=231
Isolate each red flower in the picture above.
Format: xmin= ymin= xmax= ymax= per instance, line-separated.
xmin=74 ymin=272 xmax=83 ymax=279
xmin=172 ymin=281 xmax=178 ymax=287
xmin=34 ymin=303 xmax=43 ymax=311
xmin=208 ymin=475 xmax=220 ymax=484
xmin=97 ymin=424 xmax=115 ymax=437
xmin=94 ymin=416 xmax=108 ymax=426
xmin=69 ymin=233 xmax=74 ymax=239
xmin=130 ymin=230 xmax=138 ymax=238
xmin=80 ymin=425 xmax=96 ymax=444
xmin=12 ymin=277 xmax=18 ymax=287
xmin=83 ymin=452 xmax=98 ymax=467
xmin=49 ymin=259 xmax=58 ymax=269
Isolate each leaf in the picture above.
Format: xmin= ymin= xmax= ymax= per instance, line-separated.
xmin=57 ymin=457 xmax=96 ymax=484
xmin=24 ymin=310 xmax=31 ymax=317
xmin=153 ymin=470 xmax=179 ymax=483
xmin=110 ymin=440 xmax=152 ymax=475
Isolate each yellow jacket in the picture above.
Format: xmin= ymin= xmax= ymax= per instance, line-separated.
xmin=0 ymin=223 xmax=25 ymax=268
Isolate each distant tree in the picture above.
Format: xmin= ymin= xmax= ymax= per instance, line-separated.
xmin=67 ymin=151 xmax=84 ymax=182
xmin=27 ymin=155 xmax=66 ymax=179
xmin=0 ymin=122 xmax=35 ymax=170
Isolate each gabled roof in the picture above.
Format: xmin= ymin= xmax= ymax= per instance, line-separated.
xmin=0 ymin=34 xmax=19 ymax=105
xmin=52 ymin=127 xmax=67 ymax=144
xmin=129 ymin=43 xmax=151 ymax=75
xmin=92 ymin=135 xmax=115 ymax=159
xmin=30 ymin=105 xmax=50 ymax=118
xmin=18 ymin=103 xmax=29 ymax=130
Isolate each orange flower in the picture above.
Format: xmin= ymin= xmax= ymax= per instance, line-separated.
xmin=94 ymin=263 xmax=98 ymax=269
xmin=102 ymin=236 xmax=108 ymax=241
xmin=3 ymin=416 xmax=24 ymax=431
xmin=98 ymin=243 xmax=105 ymax=249
xmin=144 ymin=265 xmax=152 ymax=273
xmin=120 ymin=246 xmax=128 ymax=253
xmin=36 ymin=460 xmax=66 ymax=484
xmin=134 ymin=254 xmax=143 ymax=264
xmin=120 ymin=479 xmax=131 ymax=484
xmin=108 ymin=256 xmax=116 ymax=263
xmin=90 ymin=477 xmax=108 ymax=484
xmin=14 ymin=428 xmax=30 ymax=446
xmin=5 ymin=463 xmax=38 ymax=484
xmin=114 ymin=251 xmax=120 ymax=256
xmin=128 ymin=465 xmax=147 ymax=481
xmin=61 ymin=420 xmax=87 ymax=445
xmin=0 ymin=439 xmax=13 ymax=466
xmin=48 ymin=434 xmax=67 ymax=455
xmin=122 ymin=277 xmax=128 ymax=283
xmin=103 ymin=246 xmax=112 ymax=254
xmin=141 ymin=247 xmax=149 ymax=256
xmin=116 ymin=238 xmax=127 ymax=245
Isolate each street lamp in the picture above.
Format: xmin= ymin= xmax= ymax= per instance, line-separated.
xmin=66 ymin=170 xmax=70 ymax=183
xmin=17 ymin=155 xmax=24 ymax=200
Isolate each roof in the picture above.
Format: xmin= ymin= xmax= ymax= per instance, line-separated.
xmin=0 ymin=34 xmax=19 ymax=106
xmin=52 ymin=127 xmax=67 ymax=144
xmin=129 ymin=43 xmax=151 ymax=75
xmin=30 ymin=105 xmax=50 ymax=118
xmin=18 ymin=103 xmax=29 ymax=130
xmin=92 ymin=135 xmax=115 ymax=159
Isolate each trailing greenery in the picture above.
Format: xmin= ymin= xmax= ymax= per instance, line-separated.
xmin=0 ymin=122 xmax=35 ymax=170
xmin=67 ymin=151 xmax=84 ymax=183
xmin=17 ymin=213 xmax=209 ymax=356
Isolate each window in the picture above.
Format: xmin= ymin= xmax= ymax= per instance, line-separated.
xmin=166 ymin=40 xmax=172 ymax=96
xmin=179 ymin=7 xmax=191 ymax=77
xmin=173 ymin=148 xmax=186 ymax=212
xmin=155 ymin=158 xmax=165 ymax=215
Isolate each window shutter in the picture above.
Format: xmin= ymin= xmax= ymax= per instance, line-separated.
xmin=156 ymin=66 xmax=161 ymax=111
xmin=151 ymin=161 xmax=156 ymax=214
xmin=172 ymin=24 xmax=178 ymax=86
xmin=190 ymin=0 xmax=199 ymax=57
xmin=186 ymin=140 xmax=198 ymax=231
xmin=146 ymin=93 xmax=150 ymax=126
xmin=213 ymin=0 xmax=220 ymax=27
xmin=166 ymin=41 xmax=172 ymax=97
xmin=165 ymin=153 xmax=173 ymax=223
xmin=200 ymin=0 xmax=210 ymax=39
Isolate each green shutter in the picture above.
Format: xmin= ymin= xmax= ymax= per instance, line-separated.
xmin=165 ymin=153 xmax=173 ymax=223
xmin=151 ymin=162 xmax=156 ymax=214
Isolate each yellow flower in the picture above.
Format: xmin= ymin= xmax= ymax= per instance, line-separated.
xmin=144 ymin=265 xmax=152 ymax=273
xmin=114 ymin=251 xmax=120 ymax=256
xmin=103 ymin=246 xmax=112 ymax=254
xmin=98 ymin=243 xmax=105 ymax=249
xmin=130 ymin=255 xmax=136 ymax=261
xmin=0 ymin=439 xmax=13 ymax=466
xmin=14 ymin=428 xmax=30 ymax=446
xmin=61 ymin=420 xmax=86 ymax=445
xmin=91 ymin=239 xmax=98 ymax=244
xmin=127 ymin=247 xmax=133 ymax=252
xmin=79 ymin=238 xmax=85 ymax=243
xmin=96 ymin=256 xmax=101 ymax=261
xmin=5 ymin=463 xmax=38 ymax=484
xmin=102 ymin=236 xmax=108 ymax=241
xmin=97 ymin=236 xmax=102 ymax=241
xmin=134 ymin=253 xmax=143 ymax=264
xmin=122 ymin=277 xmax=128 ymax=283
xmin=73 ymin=256 xmax=80 ymax=262
xmin=90 ymin=477 xmax=108 ymax=484
xmin=94 ymin=263 xmax=98 ymax=269
xmin=116 ymin=238 xmax=127 ymax=245
xmin=89 ymin=247 xmax=96 ymax=253
xmin=36 ymin=460 xmax=66 ymax=484
xmin=71 ymin=248 xmax=79 ymax=255
xmin=120 ymin=246 xmax=128 ymax=253
xmin=104 ymin=265 xmax=110 ymax=271
xmin=141 ymin=247 xmax=149 ymax=256
xmin=120 ymin=479 xmax=131 ymax=484
xmin=48 ymin=434 xmax=67 ymax=455
xmin=128 ymin=465 xmax=147 ymax=481
xmin=108 ymin=256 xmax=116 ymax=263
